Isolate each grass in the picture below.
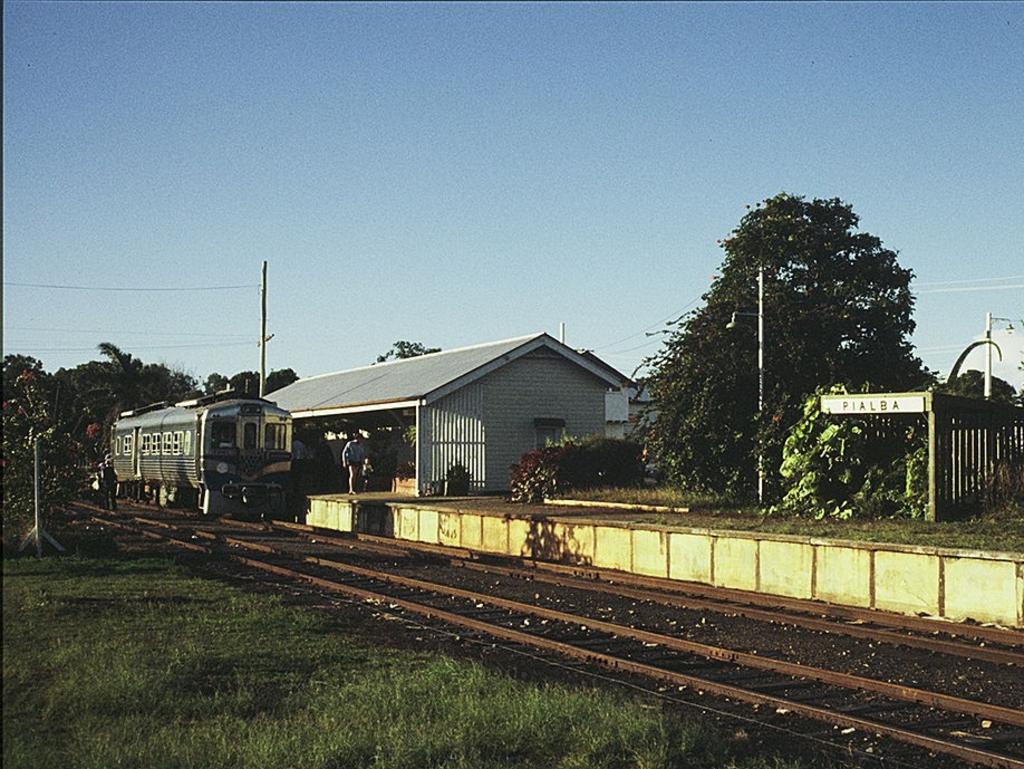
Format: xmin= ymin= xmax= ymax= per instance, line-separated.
xmin=553 ymin=487 xmax=1024 ymax=552
xmin=3 ymin=555 xmax=808 ymax=769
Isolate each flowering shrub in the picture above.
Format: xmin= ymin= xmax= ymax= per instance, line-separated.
xmin=2 ymin=360 xmax=88 ymax=547
xmin=509 ymin=437 xmax=644 ymax=503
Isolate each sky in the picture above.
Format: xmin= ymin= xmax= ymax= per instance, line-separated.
xmin=3 ymin=1 xmax=1023 ymax=391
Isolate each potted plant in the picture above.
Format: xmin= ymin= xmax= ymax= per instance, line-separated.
xmin=444 ymin=462 xmax=471 ymax=496
xmin=392 ymin=461 xmax=417 ymax=495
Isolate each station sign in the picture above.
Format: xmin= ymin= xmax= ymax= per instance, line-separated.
xmin=820 ymin=394 xmax=926 ymax=415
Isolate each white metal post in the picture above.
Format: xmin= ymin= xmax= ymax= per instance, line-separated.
xmin=414 ymin=402 xmax=421 ymax=496
xmin=33 ymin=438 xmax=42 ymax=557
xmin=259 ymin=260 xmax=268 ymax=398
xmin=757 ymin=265 xmax=765 ymax=506
xmin=984 ymin=311 xmax=993 ymax=400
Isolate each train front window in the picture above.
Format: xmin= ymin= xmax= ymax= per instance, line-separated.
xmin=212 ymin=422 xmax=235 ymax=448
xmin=264 ymin=423 xmax=287 ymax=451
xmin=243 ymin=422 xmax=257 ymax=449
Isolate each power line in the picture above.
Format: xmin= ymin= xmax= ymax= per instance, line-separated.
xmin=592 ymin=294 xmax=704 ymax=351
xmin=5 ymin=325 xmax=251 ymax=339
xmin=5 ymin=341 xmax=254 ymax=353
xmin=914 ymin=283 xmax=1024 ymax=295
xmin=3 ymin=282 xmax=258 ymax=292
xmin=913 ymin=274 xmax=1024 ymax=287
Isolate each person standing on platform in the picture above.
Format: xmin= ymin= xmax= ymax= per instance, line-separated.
xmin=341 ymin=432 xmax=367 ymax=495
xmin=101 ymin=453 xmax=118 ymax=511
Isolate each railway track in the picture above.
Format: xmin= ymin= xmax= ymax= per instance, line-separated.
xmin=258 ymin=518 xmax=1024 ymax=666
xmin=78 ymin=503 xmax=1024 ymax=768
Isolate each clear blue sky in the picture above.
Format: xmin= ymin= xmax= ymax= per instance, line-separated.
xmin=4 ymin=1 xmax=1022 ymax=389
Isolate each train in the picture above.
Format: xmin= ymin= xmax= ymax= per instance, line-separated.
xmin=110 ymin=391 xmax=292 ymax=516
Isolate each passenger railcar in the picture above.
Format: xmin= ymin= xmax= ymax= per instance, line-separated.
xmin=111 ymin=392 xmax=292 ymax=516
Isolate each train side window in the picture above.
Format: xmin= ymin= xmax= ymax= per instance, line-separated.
xmin=212 ymin=422 xmax=235 ymax=448
xmin=114 ymin=436 xmax=121 ymax=456
xmin=155 ymin=433 xmax=163 ymax=455
xmin=173 ymin=431 xmax=183 ymax=455
xmin=264 ymin=423 xmax=287 ymax=450
xmin=125 ymin=435 xmax=134 ymax=455
xmin=141 ymin=434 xmax=149 ymax=455
xmin=183 ymin=431 xmax=191 ymax=455
xmin=162 ymin=432 xmax=172 ymax=455
xmin=243 ymin=422 xmax=257 ymax=449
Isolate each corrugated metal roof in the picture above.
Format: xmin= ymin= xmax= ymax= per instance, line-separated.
xmin=270 ymin=334 xmax=542 ymax=414
xmin=269 ymin=333 xmax=626 ymax=416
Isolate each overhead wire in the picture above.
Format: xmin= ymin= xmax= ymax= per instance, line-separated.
xmin=914 ymin=283 xmax=1024 ymax=295
xmin=6 ymin=325 xmax=251 ymax=338
xmin=591 ymin=294 xmax=705 ymax=352
xmin=3 ymin=282 xmax=258 ymax=292
xmin=4 ymin=341 xmax=254 ymax=353
xmin=912 ymin=274 xmax=1024 ymax=287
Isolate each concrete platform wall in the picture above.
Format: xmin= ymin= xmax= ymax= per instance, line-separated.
xmin=305 ymin=496 xmax=1024 ymax=628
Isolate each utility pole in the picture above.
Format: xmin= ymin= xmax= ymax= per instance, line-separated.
xmin=259 ymin=260 xmax=268 ymax=398
xmin=757 ymin=265 xmax=764 ymax=507
xmin=985 ymin=311 xmax=993 ymax=399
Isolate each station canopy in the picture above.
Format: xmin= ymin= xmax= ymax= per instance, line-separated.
xmin=269 ymin=333 xmax=626 ymax=420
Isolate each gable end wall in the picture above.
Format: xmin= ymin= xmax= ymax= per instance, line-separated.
xmin=479 ymin=351 xmax=607 ymax=490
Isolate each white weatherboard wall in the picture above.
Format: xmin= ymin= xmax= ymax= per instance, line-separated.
xmin=419 ymin=350 xmax=608 ymax=492
xmin=478 ymin=350 xmax=606 ymax=490
xmin=305 ymin=496 xmax=1024 ymax=628
xmin=420 ymin=382 xmax=487 ymax=493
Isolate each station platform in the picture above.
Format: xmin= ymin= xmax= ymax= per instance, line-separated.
xmin=305 ymin=493 xmax=1024 ymax=629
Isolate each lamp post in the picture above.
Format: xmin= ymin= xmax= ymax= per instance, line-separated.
xmin=985 ymin=313 xmax=1016 ymax=399
xmin=726 ymin=265 xmax=765 ymax=505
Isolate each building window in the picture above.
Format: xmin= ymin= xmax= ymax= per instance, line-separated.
xmin=264 ymin=423 xmax=287 ymax=451
xmin=533 ymin=417 xmax=566 ymax=449
xmin=173 ymin=431 xmax=183 ymax=455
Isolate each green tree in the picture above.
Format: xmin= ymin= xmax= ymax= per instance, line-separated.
xmin=644 ymin=193 xmax=931 ymax=501
xmin=203 ymin=372 xmax=230 ymax=394
xmin=228 ymin=371 xmax=260 ymax=395
xmin=376 ymin=341 xmax=440 ymax=363
xmin=265 ymin=368 xmax=299 ymax=394
xmin=939 ymin=370 xmax=1018 ymax=405
xmin=2 ymin=356 xmax=86 ymax=543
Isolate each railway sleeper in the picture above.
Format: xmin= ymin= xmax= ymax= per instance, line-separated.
xmin=960 ymin=729 xmax=1024 ymax=747
xmin=745 ymin=679 xmax=819 ymax=694
xmin=829 ymin=700 xmax=919 ymax=716
xmin=913 ymin=717 xmax=988 ymax=733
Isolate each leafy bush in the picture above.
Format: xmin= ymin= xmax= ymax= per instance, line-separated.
xmin=509 ymin=437 xmax=644 ymax=503
xmin=3 ymin=359 xmax=89 ymax=548
xmin=771 ymin=386 xmax=927 ymax=519
xmin=985 ymin=460 xmax=1024 ymax=515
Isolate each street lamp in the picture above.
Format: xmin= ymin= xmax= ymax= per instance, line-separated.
xmin=725 ymin=265 xmax=765 ymax=505
xmin=985 ymin=313 xmax=1016 ymax=399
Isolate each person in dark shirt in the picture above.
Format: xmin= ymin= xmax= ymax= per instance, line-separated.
xmin=341 ymin=433 xmax=367 ymax=494
xmin=100 ymin=454 xmax=118 ymax=511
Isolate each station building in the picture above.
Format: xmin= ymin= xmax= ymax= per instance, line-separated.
xmin=269 ymin=333 xmax=629 ymax=494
